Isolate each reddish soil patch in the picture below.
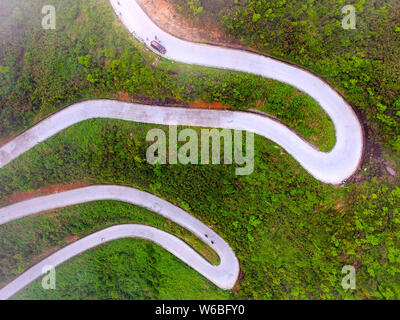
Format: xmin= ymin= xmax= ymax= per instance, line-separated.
xmin=0 ymin=182 xmax=90 ymax=206
xmin=189 ymin=101 xmax=232 ymax=110
xmin=0 ymin=136 xmax=12 ymax=148
xmin=232 ymin=269 xmax=245 ymax=295
xmin=138 ymin=0 xmax=245 ymax=49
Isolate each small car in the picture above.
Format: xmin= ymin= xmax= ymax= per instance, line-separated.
xmin=150 ymin=40 xmax=167 ymax=54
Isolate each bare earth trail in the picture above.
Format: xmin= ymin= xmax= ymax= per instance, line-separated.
xmin=0 ymin=0 xmax=364 ymax=299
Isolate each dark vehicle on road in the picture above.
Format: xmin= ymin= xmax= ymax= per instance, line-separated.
xmin=150 ymin=40 xmax=166 ymax=54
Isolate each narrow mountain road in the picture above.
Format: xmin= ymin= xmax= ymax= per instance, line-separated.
xmin=0 ymin=186 xmax=239 ymax=299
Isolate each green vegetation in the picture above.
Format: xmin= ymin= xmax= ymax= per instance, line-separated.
xmin=13 ymin=239 xmax=229 ymax=300
xmin=0 ymin=0 xmax=334 ymax=151
xmin=176 ymin=0 xmax=204 ymax=18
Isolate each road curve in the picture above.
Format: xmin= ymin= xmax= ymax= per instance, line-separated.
xmin=0 ymin=185 xmax=239 ymax=299
xmin=111 ymin=0 xmax=364 ymax=183
xmin=1 ymin=99 xmax=357 ymax=184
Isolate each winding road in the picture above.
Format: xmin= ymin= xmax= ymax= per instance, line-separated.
xmin=0 ymin=0 xmax=364 ymax=184
xmin=113 ymin=0 xmax=364 ymax=183
xmin=0 ymin=0 xmax=364 ymax=299
xmin=0 ymin=186 xmax=239 ymax=299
